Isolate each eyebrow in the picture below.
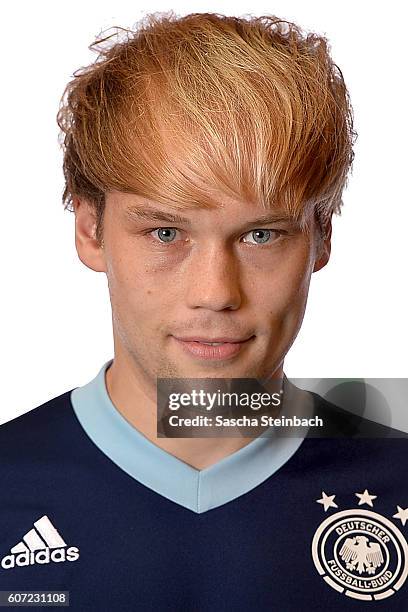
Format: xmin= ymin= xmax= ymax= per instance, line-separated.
xmin=124 ymin=205 xmax=295 ymax=228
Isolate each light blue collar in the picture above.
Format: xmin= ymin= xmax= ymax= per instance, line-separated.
xmin=70 ymin=359 xmax=309 ymax=514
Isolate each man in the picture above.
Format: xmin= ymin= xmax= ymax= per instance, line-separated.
xmin=1 ymin=11 xmax=407 ymax=611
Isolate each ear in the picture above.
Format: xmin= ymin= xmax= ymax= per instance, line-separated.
xmin=73 ymin=197 xmax=106 ymax=273
xmin=313 ymin=219 xmax=332 ymax=273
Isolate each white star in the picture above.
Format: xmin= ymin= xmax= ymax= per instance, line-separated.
xmin=317 ymin=491 xmax=338 ymax=512
xmin=393 ymin=506 xmax=408 ymax=527
xmin=355 ymin=489 xmax=377 ymax=507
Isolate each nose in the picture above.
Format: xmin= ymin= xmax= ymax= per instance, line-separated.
xmin=185 ymin=243 xmax=242 ymax=311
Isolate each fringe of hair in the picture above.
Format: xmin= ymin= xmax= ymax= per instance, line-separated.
xmin=57 ymin=11 xmax=357 ymax=245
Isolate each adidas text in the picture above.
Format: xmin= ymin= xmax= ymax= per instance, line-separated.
xmin=1 ymin=546 xmax=80 ymax=569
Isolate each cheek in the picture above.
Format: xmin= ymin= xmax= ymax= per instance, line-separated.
xmin=257 ymin=254 xmax=312 ymax=316
xmin=106 ymin=251 xmax=173 ymax=324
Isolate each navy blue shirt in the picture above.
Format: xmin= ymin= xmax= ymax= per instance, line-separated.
xmin=1 ymin=360 xmax=407 ymax=610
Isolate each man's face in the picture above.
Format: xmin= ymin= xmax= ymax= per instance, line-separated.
xmin=75 ymin=190 xmax=330 ymax=383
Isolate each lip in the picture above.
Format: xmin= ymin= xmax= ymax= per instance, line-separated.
xmin=172 ymin=335 xmax=254 ymax=360
xmin=175 ymin=336 xmax=252 ymax=343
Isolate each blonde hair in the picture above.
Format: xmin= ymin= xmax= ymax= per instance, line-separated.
xmin=57 ymin=11 xmax=357 ymax=246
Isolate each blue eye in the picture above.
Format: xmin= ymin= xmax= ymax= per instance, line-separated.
xmin=242 ymin=229 xmax=280 ymax=245
xmin=152 ymin=228 xmax=179 ymax=243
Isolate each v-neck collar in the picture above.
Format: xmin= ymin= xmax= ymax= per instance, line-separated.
xmin=70 ymin=359 xmax=311 ymax=514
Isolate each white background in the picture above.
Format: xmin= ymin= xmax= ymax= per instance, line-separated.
xmin=1 ymin=1 xmax=407 ymax=425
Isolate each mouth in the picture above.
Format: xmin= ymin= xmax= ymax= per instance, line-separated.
xmin=172 ymin=335 xmax=255 ymax=361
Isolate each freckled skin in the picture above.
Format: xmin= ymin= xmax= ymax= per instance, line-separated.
xmin=104 ymin=193 xmax=328 ymax=379
xmin=73 ymin=190 xmax=331 ymax=468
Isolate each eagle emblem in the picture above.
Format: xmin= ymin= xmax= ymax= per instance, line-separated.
xmin=339 ymin=535 xmax=384 ymax=575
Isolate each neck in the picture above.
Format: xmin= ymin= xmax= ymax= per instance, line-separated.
xmin=105 ymin=352 xmax=285 ymax=470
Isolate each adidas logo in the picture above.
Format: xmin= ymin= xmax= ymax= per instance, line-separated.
xmin=1 ymin=515 xmax=80 ymax=570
